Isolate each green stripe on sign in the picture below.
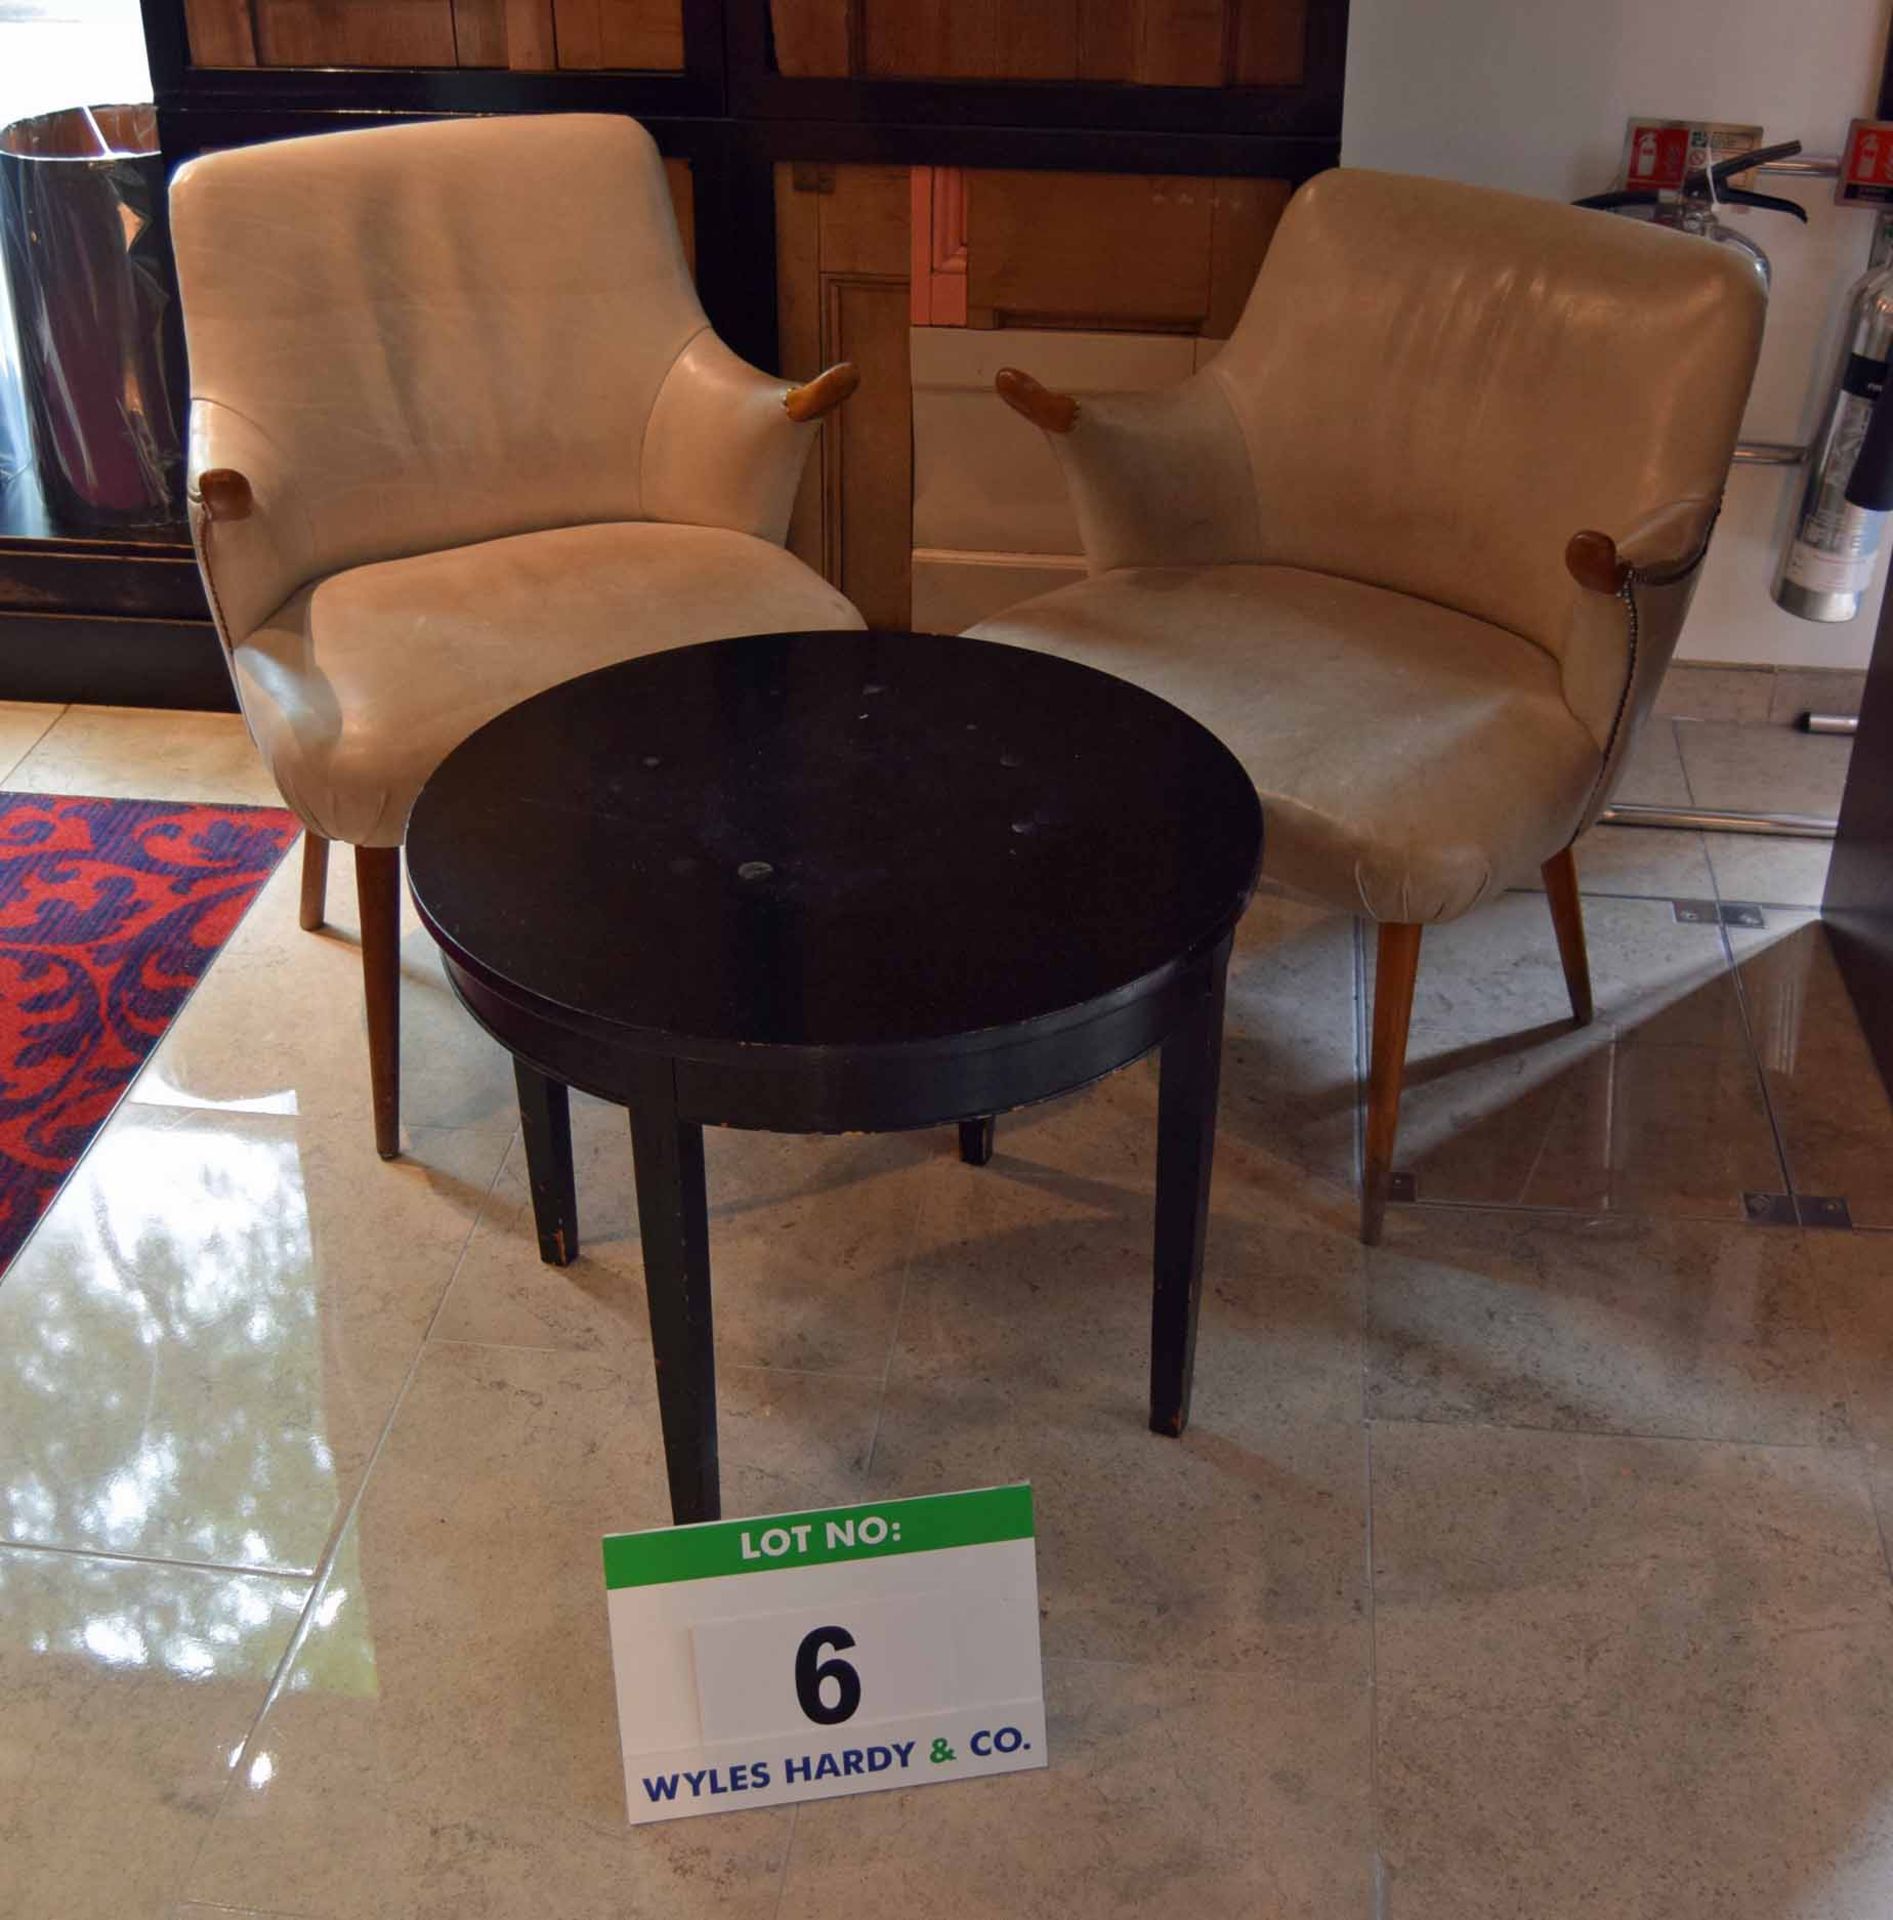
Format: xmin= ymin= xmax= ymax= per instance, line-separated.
xmin=601 ymin=1484 xmax=1033 ymax=1590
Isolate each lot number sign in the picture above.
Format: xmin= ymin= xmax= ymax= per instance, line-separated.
xmin=602 ymin=1485 xmax=1047 ymax=1824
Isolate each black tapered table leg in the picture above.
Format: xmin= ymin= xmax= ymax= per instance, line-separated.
xmin=515 ymin=1058 xmax=578 ymax=1268
xmin=626 ymin=1060 xmax=719 ymax=1524
xmin=1149 ymin=943 xmax=1231 ymax=1438
xmin=958 ymin=1116 xmax=996 ymax=1165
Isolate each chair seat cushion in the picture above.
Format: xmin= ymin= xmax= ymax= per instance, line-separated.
xmin=968 ymin=565 xmax=1602 ymax=923
xmin=232 ymin=521 xmax=864 ymax=845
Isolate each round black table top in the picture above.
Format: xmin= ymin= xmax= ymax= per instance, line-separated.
xmin=407 ymin=630 xmax=1262 ymax=1057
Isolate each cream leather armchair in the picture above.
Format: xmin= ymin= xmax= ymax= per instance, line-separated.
xmin=976 ymin=169 xmax=1765 ymax=1242
xmin=170 ymin=114 xmax=863 ymax=1157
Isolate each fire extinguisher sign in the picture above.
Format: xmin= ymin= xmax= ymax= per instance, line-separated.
xmin=1620 ymin=120 xmax=1762 ymax=194
xmin=1840 ymin=120 xmax=1893 ymax=208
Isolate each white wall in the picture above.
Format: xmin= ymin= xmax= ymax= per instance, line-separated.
xmin=1342 ymin=0 xmax=1893 ymax=668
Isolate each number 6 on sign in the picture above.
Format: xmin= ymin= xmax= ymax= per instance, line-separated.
xmin=796 ymin=1627 xmax=860 ymax=1725
xmin=602 ymin=1487 xmax=1047 ymax=1823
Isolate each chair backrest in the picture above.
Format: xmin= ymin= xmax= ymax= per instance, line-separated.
xmin=1211 ymin=169 xmax=1765 ymax=653
xmin=170 ymin=114 xmax=705 ymax=589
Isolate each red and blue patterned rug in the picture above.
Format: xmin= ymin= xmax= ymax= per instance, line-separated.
xmin=0 ymin=794 xmax=299 ymax=1270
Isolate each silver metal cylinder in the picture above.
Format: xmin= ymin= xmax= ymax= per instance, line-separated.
xmin=1599 ymin=801 xmax=1836 ymax=839
xmin=1774 ymin=264 xmax=1893 ymax=622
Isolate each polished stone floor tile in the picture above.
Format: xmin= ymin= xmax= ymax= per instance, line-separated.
xmin=1522 ymin=821 xmax=1713 ymax=900
xmin=1768 ymin=667 xmax=1865 ymax=724
xmin=186 ymin=1340 xmax=880 ymax=1920
xmin=1218 ymin=890 xmax=1363 ymax=1207
xmin=129 ymin=849 xmax=517 ymax=1139
xmin=1705 ymin=831 xmax=1833 ymax=909
xmin=6 ymin=705 xmax=283 ymax=808
xmin=0 ymin=1104 xmax=507 ymax=1574
xmin=1370 ymin=1420 xmax=1892 ymax=1723
xmin=778 ymin=1658 xmax=1373 ymax=1920
xmin=0 ymin=698 xmax=64 ymax=782
xmin=1730 ymin=914 xmax=1893 ymax=1227
xmin=1366 ymin=1207 xmax=1846 ymax=1445
xmin=1379 ymin=891 xmax=1782 ymax=1219
xmin=1376 ymin=1670 xmax=1893 ymax=1920
xmin=433 ymin=1089 xmax=931 ymax=1377
xmin=1677 ymin=717 xmax=1852 ymax=818
xmin=1653 ymin=666 xmax=1773 ymax=724
xmin=1372 ymin=1418 xmax=1893 ymax=1918
xmin=868 ymin=1372 xmax=1367 ymax=1685
xmin=1610 ymin=719 xmax=1692 ymax=804
xmin=891 ymin=1068 xmax=1364 ymax=1426
xmin=0 ymin=1545 xmax=308 ymax=1920
xmin=1803 ymin=1228 xmax=1893 ymax=1456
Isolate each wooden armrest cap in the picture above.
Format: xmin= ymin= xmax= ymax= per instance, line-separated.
xmin=783 ymin=362 xmax=859 ymax=423
xmin=995 ymin=367 xmax=1079 ymax=435
xmin=194 ymin=467 xmax=254 ymax=523
xmin=1565 ymin=529 xmax=1629 ymax=595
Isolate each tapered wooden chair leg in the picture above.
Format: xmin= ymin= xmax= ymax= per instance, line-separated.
xmin=299 ymin=831 xmax=329 ymax=931
xmin=1541 ymin=845 xmax=1595 ymax=1027
xmin=356 ymin=844 xmax=402 ymax=1160
xmin=1362 ymin=921 xmax=1423 ymax=1246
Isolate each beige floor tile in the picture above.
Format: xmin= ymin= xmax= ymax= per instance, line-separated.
xmin=867 ymin=1372 xmax=1367 ymax=1685
xmin=0 ymin=1104 xmax=507 ymax=1574
xmin=1371 ymin=1421 xmax=1891 ymax=1720
xmin=778 ymin=1658 xmax=1372 ymax=1920
xmin=1804 ymin=1229 xmax=1893 ymax=1458
xmin=0 ymin=699 xmax=64 ymax=782
xmin=1730 ymin=914 xmax=1893 ymax=1226
xmin=186 ymin=1340 xmax=881 ymax=1920
xmin=1520 ymin=821 xmax=1712 ymax=900
xmin=1376 ymin=1672 xmax=1893 ymax=1920
xmin=1367 ymin=1207 xmax=1847 ymax=1445
xmin=1218 ymin=890 xmax=1362 ymax=1206
xmin=1379 ymin=891 xmax=1782 ymax=1219
xmin=7 ymin=705 xmax=282 ymax=808
xmin=1677 ymin=717 xmax=1852 ymax=818
xmin=1610 ymin=718 xmax=1691 ymax=804
xmin=129 ymin=847 xmax=518 ymax=1139
xmin=891 ymin=1066 xmax=1364 ymax=1424
xmin=1652 ymin=665 xmax=1773 ymax=724
xmin=1768 ymin=667 xmax=1865 ymax=725
xmin=0 ymin=1546 xmax=308 ymax=1920
xmin=1372 ymin=1423 xmax=1893 ymax=1917
xmin=1706 ymin=830 xmax=1833 ymax=909
xmin=433 ymin=1090 xmax=931 ymax=1376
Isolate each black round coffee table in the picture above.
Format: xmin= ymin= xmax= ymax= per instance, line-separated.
xmin=407 ymin=630 xmax=1261 ymax=1524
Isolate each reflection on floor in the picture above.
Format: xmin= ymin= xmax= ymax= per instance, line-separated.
xmin=6 ymin=700 xmax=1893 ymax=1919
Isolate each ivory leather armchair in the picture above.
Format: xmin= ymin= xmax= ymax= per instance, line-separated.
xmin=977 ymin=169 xmax=1765 ymax=1242
xmin=170 ymin=115 xmax=862 ymax=1157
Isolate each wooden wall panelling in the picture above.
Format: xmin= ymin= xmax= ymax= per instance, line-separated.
xmin=451 ymin=0 xmax=508 ymax=63
xmin=502 ymin=0 xmax=558 ymax=65
xmin=771 ymin=0 xmax=853 ymax=77
xmin=774 ymin=164 xmax=912 ymax=627
xmin=183 ymin=0 xmax=257 ymax=65
xmin=552 ymin=0 xmax=685 ymax=69
xmin=1234 ymin=0 xmax=1306 ymax=84
xmin=966 ymin=171 xmax=1216 ymax=331
xmin=768 ymin=0 xmax=1303 ymax=84
xmin=252 ymin=1 xmax=459 ymax=66
xmin=1203 ymin=175 xmax=1291 ymax=335
xmin=775 ymin=165 xmax=826 ymax=571
xmin=665 ymin=156 xmax=696 ymax=275
xmin=1075 ymin=0 xmax=1136 ymax=80
xmin=1135 ymin=0 xmax=1224 ymax=86
xmin=864 ymin=0 xmax=1086 ymax=80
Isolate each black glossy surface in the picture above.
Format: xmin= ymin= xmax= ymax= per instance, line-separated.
xmin=407 ymin=631 xmax=1261 ymax=1055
